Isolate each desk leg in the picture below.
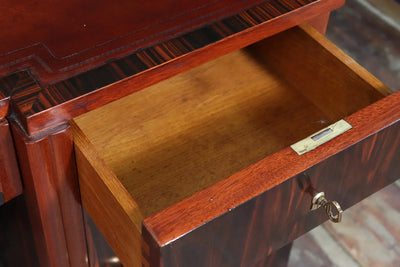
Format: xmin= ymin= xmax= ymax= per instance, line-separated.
xmin=252 ymin=243 xmax=293 ymax=267
xmin=12 ymin=122 xmax=88 ymax=267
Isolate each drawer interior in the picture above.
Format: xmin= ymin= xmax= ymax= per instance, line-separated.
xmin=73 ymin=25 xmax=390 ymax=222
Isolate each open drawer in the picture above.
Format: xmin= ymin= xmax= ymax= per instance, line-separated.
xmin=71 ymin=24 xmax=400 ymax=267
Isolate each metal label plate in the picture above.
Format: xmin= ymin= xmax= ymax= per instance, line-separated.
xmin=290 ymin=120 xmax=352 ymax=155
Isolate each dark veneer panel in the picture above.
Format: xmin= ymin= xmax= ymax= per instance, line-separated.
xmin=0 ymin=72 xmax=38 ymax=118
xmin=144 ymin=116 xmax=400 ymax=266
xmin=0 ymin=0 xmax=344 ymax=135
xmin=252 ymin=243 xmax=293 ymax=267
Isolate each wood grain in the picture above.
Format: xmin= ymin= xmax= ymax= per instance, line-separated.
xmin=143 ymin=100 xmax=400 ymax=266
xmin=252 ymin=243 xmax=293 ymax=267
xmin=306 ymin=12 xmax=331 ymax=34
xmin=74 ymin=23 xmax=400 ymax=266
xmin=0 ymin=119 xmax=22 ymax=204
xmin=72 ymin=122 xmax=143 ymax=267
xmin=249 ymin=24 xmax=391 ymax=122
xmin=11 ymin=122 xmax=88 ymax=267
xmin=142 ymin=86 xmax=400 ymax=259
xmin=0 ymin=0 xmax=344 ymax=135
xmin=74 ymin=23 xmax=385 ymax=219
xmin=74 ymin=48 xmax=329 ymax=219
xmin=0 ymin=71 xmax=36 ymax=118
xmin=0 ymin=0 xmax=269 ymax=85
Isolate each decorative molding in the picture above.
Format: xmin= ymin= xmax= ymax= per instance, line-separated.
xmin=0 ymin=0 xmax=342 ymax=136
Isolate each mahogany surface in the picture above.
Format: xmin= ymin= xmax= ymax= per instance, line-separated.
xmin=73 ymin=23 xmax=399 ymax=266
xmin=0 ymin=0 xmax=267 ymax=85
xmin=3 ymin=1 xmax=397 ymax=266
xmin=0 ymin=0 xmax=344 ymax=135
xmin=143 ymin=95 xmax=400 ymax=266
xmin=306 ymin=12 xmax=331 ymax=34
xmin=0 ymin=119 xmax=22 ymax=204
xmin=11 ymin=123 xmax=88 ymax=267
xmin=252 ymin=243 xmax=293 ymax=267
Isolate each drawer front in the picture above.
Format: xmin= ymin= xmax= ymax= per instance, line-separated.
xmin=143 ymin=92 xmax=400 ymax=267
xmin=0 ymin=119 xmax=23 ymax=205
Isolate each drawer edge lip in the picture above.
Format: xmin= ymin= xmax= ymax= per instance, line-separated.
xmin=143 ymin=91 xmax=400 ymax=247
xmin=2 ymin=0 xmax=344 ymax=135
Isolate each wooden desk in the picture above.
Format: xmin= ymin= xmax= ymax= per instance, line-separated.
xmin=1 ymin=1 xmax=399 ymax=266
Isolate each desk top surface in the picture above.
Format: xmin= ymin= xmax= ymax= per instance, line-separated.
xmin=0 ymin=0 xmax=264 ymax=85
xmin=0 ymin=0 xmax=341 ymax=135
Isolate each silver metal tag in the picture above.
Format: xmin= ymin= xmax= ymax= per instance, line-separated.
xmin=290 ymin=119 xmax=352 ymax=155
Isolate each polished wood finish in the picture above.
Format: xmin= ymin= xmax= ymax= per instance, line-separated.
xmin=0 ymin=0 xmax=268 ymax=85
xmin=249 ymin=24 xmax=391 ymax=121
xmin=307 ymin=12 xmax=331 ymax=34
xmin=0 ymin=119 xmax=22 ymax=204
xmin=0 ymin=0 xmax=344 ymax=135
xmin=73 ymin=24 xmax=400 ymax=266
xmin=73 ymin=24 xmax=384 ymax=219
xmin=252 ymin=243 xmax=293 ymax=267
xmin=11 ymin=123 xmax=88 ymax=267
xmin=0 ymin=195 xmax=40 ymax=267
xmin=73 ymin=123 xmax=142 ymax=267
xmin=143 ymin=97 xmax=400 ymax=266
xmin=0 ymin=71 xmax=35 ymax=118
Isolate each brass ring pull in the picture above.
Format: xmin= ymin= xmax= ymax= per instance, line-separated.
xmin=310 ymin=192 xmax=343 ymax=223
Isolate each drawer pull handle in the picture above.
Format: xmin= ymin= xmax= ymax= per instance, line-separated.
xmin=311 ymin=192 xmax=342 ymax=223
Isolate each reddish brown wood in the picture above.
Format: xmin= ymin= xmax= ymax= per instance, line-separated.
xmin=83 ymin=209 xmax=122 ymax=267
xmin=0 ymin=95 xmax=8 ymax=118
xmin=0 ymin=71 xmax=34 ymax=118
xmin=142 ymin=91 xmax=400 ymax=266
xmin=252 ymin=243 xmax=293 ymax=267
xmin=0 ymin=195 xmax=40 ymax=267
xmin=0 ymin=119 xmax=23 ymax=204
xmin=307 ymin=12 xmax=331 ymax=34
xmin=0 ymin=0 xmax=268 ymax=85
xmin=0 ymin=0 xmax=344 ymax=135
xmin=11 ymin=122 xmax=88 ymax=267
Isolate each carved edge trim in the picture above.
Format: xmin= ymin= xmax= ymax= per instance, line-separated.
xmin=0 ymin=0 xmax=335 ymax=135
